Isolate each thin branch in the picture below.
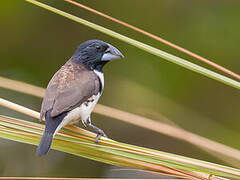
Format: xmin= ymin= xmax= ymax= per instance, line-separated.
xmin=64 ymin=0 xmax=240 ymax=81
xmin=1 ymin=77 xmax=240 ymax=167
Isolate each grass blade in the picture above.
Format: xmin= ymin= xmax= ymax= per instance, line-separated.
xmin=1 ymin=78 xmax=240 ymax=168
xmin=0 ymin=115 xmax=239 ymax=179
xmin=1 ymin=78 xmax=240 ymax=167
xmin=25 ymin=0 xmax=240 ymax=90
xmin=64 ymin=0 xmax=240 ymax=81
xmin=0 ymin=178 xmax=180 ymax=180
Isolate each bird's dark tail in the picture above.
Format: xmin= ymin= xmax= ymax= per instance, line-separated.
xmin=36 ymin=110 xmax=67 ymax=156
xmin=36 ymin=132 xmax=54 ymax=156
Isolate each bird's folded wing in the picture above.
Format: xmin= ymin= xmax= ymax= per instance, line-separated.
xmin=40 ymin=62 xmax=100 ymax=120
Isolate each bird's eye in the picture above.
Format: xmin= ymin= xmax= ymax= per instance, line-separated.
xmin=96 ymin=46 xmax=101 ymax=50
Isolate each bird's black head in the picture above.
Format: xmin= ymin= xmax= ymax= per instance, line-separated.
xmin=71 ymin=40 xmax=124 ymax=72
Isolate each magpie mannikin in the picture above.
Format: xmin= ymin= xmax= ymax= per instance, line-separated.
xmin=36 ymin=40 xmax=124 ymax=156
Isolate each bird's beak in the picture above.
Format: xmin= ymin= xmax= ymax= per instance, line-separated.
xmin=101 ymin=44 xmax=124 ymax=61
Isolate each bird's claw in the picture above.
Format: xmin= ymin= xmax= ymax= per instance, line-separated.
xmin=94 ymin=130 xmax=107 ymax=144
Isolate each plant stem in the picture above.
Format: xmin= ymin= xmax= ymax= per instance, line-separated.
xmin=1 ymin=97 xmax=240 ymax=178
xmin=64 ymin=0 xmax=240 ymax=81
xmin=1 ymin=77 xmax=240 ymax=167
xmin=26 ymin=0 xmax=240 ymax=90
xmin=0 ymin=98 xmax=39 ymax=119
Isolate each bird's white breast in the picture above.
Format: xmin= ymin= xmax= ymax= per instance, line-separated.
xmin=53 ymin=70 xmax=104 ymax=136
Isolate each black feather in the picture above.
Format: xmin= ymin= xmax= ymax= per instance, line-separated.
xmin=36 ymin=132 xmax=53 ymax=156
xmin=71 ymin=40 xmax=108 ymax=70
xmin=36 ymin=110 xmax=67 ymax=156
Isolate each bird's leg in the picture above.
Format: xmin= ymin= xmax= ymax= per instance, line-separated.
xmin=84 ymin=117 xmax=107 ymax=143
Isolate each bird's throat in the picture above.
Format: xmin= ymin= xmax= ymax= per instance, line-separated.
xmin=94 ymin=61 xmax=108 ymax=72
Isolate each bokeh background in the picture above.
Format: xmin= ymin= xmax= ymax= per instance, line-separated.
xmin=0 ymin=0 xmax=240 ymax=178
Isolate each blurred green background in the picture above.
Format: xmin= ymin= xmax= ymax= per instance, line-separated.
xmin=0 ymin=0 xmax=240 ymax=178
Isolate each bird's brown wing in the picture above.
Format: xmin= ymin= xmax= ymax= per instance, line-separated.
xmin=40 ymin=61 xmax=100 ymax=120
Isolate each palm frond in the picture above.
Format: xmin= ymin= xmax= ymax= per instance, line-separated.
xmin=0 ymin=115 xmax=239 ymax=179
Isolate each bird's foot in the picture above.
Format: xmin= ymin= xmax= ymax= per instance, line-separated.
xmin=84 ymin=117 xmax=107 ymax=143
xmin=94 ymin=129 xmax=107 ymax=144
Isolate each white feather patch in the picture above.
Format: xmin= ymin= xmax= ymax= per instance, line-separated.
xmin=53 ymin=93 xmax=101 ymax=136
xmin=94 ymin=70 xmax=104 ymax=91
xmin=53 ymin=70 xmax=104 ymax=137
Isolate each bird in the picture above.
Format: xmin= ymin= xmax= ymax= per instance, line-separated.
xmin=36 ymin=40 xmax=124 ymax=156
